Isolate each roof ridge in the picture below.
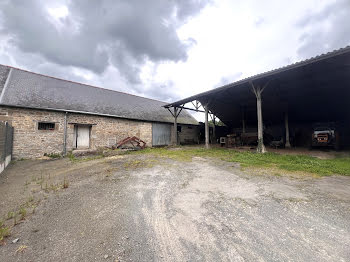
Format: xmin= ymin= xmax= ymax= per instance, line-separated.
xmin=0 ymin=64 xmax=168 ymax=104
xmin=165 ymin=45 xmax=350 ymax=107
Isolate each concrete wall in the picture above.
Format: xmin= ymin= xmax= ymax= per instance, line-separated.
xmin=0 ymin=107 xmax=153 ymax=159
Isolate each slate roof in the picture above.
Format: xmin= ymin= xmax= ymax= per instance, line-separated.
xmin=0 ymin=65 xmax=198 ymax=125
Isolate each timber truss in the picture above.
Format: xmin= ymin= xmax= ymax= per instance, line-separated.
xmin=166 ymin=100 xmax=213 ymax=115
xmin=166 ymin=99 xmax=218 ymax=126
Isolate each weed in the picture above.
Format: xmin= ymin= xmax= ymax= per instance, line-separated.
xmin=67 ymin=152 xmax=76 ymax=162
xmin=19 ymin=207 xmax=27 ymax=220
xmin=63 ymin=177 xmax=69 ymax=189
xmin=78 ymin=155 xmax=104 ymax=162
xmin=45 ymin=152 xmax=61 ymax=159
xmin=7 ymin=211 xmax=15 ymax=220
xmin=67 ymin=151 xmax=104 ymax=163
xmin=123 ymin=159 xmax=158 ymax=169
xmin=45 ymin=183 xmax=58 ymax=192
xmin=0 ymin=220 xmax=10 ymax=241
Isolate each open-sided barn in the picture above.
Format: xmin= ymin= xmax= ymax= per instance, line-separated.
xmin=165 ymin=46 xmax=350 ymax=151
xmin=0 ymin=65 xmax=199 ymax=159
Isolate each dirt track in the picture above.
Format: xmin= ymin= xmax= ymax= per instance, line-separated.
xmin=0 ymin=154 xmax=349 ymax=261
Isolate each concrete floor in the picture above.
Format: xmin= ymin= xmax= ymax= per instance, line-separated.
xmin=0 ymin=153 xmax=349 ymax=261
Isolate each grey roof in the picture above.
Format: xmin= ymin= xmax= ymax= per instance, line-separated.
xmin=0 ymin=65 xmax=198 ymax=125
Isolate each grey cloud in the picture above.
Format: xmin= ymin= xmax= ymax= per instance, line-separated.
xmin=135 ymin=80 xmax=181 ymax=103
xmin=296 ymin=0 xmax=350 ymax=59
xmin=1 ymin=1 xmax=109 ymax=73
xmin=0 ymin=0 xmax=211 ymax=83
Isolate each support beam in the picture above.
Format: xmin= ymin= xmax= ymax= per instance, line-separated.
xmin=241 ymin=106 xmax=246 ymax=134
xmin=173 ymin=107 xmax=178 ymax=145
xmin=176 ymin=105 xmax=205 ymax=113
xmin=285 ymin=111 xmax=291 ymax=148
xmin=212 ymin=115 xmax=216 ymax=144
xmin=204 ymin=106 xmax=209 ymax=149
xmin=256 ymin=91 xmax=266 ymax=153
xmin=250 ymin=81 xmax=269 ymax=153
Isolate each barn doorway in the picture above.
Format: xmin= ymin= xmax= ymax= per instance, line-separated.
xmin=74 ymin=125 xmax=91 ymax=149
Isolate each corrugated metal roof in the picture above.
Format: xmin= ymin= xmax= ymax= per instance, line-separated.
xmin=0 ymin=65 xmax=198 ymax=125
xmin=165 ymin=45 xmax=350 ymax=107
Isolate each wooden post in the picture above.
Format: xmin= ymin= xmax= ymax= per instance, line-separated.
xmin=251 ymin=81 xmax=269 ymax=153
xmin=173 ymin=107 xmax=178 ymax=145
xmin=212 ymin=115 xmax=216 ymax=144
xmin=285 ymin=111 xmax=291 ymax=148
xmin=256 ymin=91 xmax=266 ymax=153
xmin=242 ymin=106 xmax=246 ymax=134
xmin=205 ymin=106 xmax=209 ymax=149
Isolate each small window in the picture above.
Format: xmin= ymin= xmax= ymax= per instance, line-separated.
xmin=188 ymin=126 xmax=193 ymax=129
xmin=38 ymin=122 xmax=55 ymax=130
xmin=177 ymin=126 xmax=182 ymax=132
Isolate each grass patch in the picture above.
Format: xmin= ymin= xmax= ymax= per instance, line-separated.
xmin=44 ymin=152 xmax=62 ymax=159
xmin=123 ymin=159 xmax=158 ymax=169
xmin=130 ymin=147 xmax=350 ymax=176
xmin=66 ymin=152 xmax=103 ymax=163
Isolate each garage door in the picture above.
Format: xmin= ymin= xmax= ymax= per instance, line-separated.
xmin=152 ymin=123 xmax=171 ymax=146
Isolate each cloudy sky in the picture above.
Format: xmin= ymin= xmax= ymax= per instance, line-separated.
xmin=0 ymin=0 xmax=349 ymax=106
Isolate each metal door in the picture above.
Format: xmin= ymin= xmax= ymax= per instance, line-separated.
xmin=77 ymin=126 xmax=90 ymax=148
xmin=152 ymin=123 xmax=171 ymax=146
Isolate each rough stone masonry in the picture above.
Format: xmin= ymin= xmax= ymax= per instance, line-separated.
xmin=0 ymin=107 xmax=153 ymax=159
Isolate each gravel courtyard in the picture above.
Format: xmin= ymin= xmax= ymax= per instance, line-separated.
xmin=0 ymin=152 xmax=349 ymax=261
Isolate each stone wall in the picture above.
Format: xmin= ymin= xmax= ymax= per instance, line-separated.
xmin=178 ymin=124 xmax=199 ymax=144
xmin=65 ymin=113 xmax=152 ymax=152
xmin=0 ymin=107 xmax=153 ymax=159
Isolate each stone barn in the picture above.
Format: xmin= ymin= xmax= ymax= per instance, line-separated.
xmin=0 ymin=65 xmax=199 ymax=159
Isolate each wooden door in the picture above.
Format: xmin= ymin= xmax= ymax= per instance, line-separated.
xmin=77 ymin=126 xmax=90 ymax=148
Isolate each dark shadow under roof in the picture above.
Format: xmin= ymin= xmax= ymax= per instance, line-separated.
xmin=165 ymin=46 xmax=350 ymax=128
xmin=0 ymin=65 xmax=198 ymax=125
